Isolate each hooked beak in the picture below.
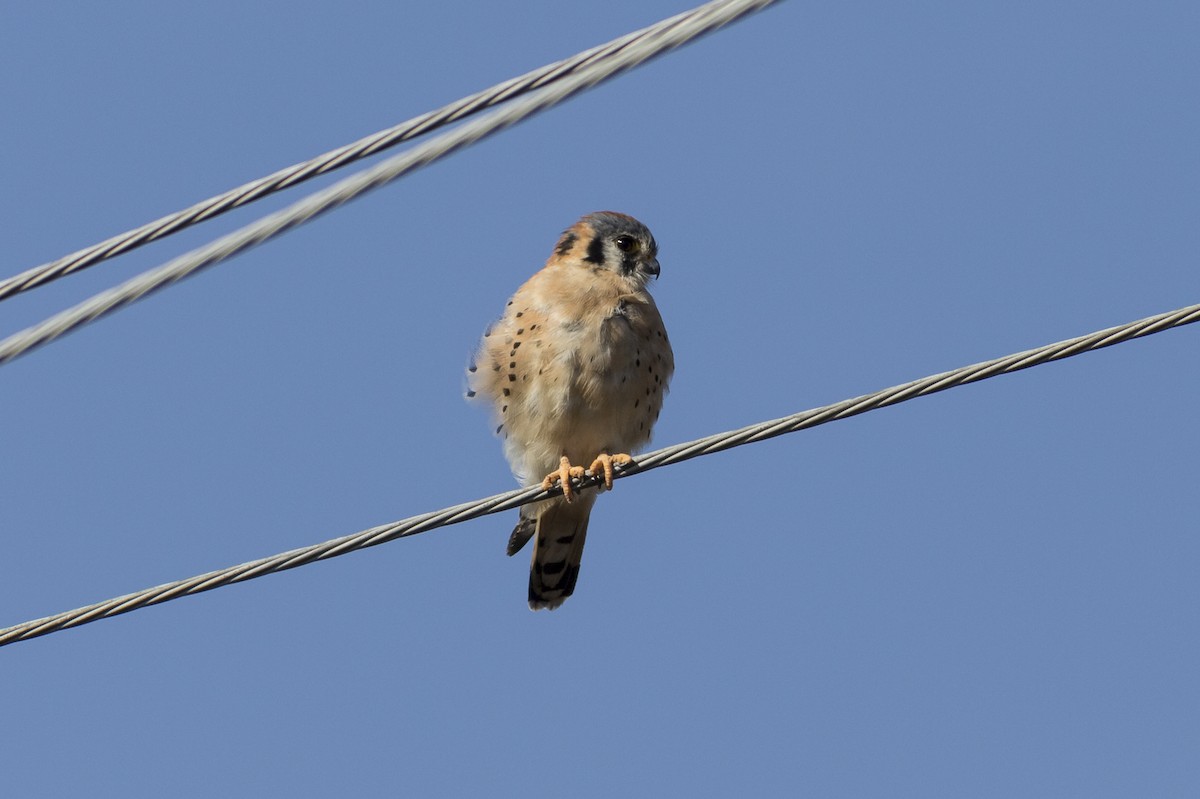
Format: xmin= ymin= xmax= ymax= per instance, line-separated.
xmin=641 ymin=257 xmax=661 ymax=279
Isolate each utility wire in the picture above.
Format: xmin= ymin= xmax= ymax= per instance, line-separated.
xmin=0 ymin=0 xmax=778 ymax=304
xmin=0 ymin=0 xmax=778 ymax=368
xmin=2 ymin=300 xmax=1196 ymax=647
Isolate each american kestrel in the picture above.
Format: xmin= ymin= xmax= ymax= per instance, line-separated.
xmin=468 ymin=212 xmax=674 ymax=610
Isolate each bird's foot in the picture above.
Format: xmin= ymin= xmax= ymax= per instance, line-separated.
xmin=588 ymin=453 xmax=633 ymax=491
xmin=541 ymin=456 xmax=587 ymax=502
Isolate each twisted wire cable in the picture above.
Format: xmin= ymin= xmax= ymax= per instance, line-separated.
xmin=0 ymin=0 xmax=777 ymax=303
xmin=0 ymin=0 xmax=780 ymax=367
xmin=2 ymin=299 xmax=1196 ymax=646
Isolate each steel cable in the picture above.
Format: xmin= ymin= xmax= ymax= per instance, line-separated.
xmin=2 ymin=299 xmax=1195 ymax=646
xmin=0 ymin=0 xmax=778 ymax=303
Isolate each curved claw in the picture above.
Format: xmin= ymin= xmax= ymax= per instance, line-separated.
xmin=541 ymin=456 xmax=586 ymax=502
xmin=588 ymin=453 xmax=633 ymax=490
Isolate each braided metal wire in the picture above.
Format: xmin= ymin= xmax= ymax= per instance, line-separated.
xmin=2 ymin=300 xmax=1196 ymax=646
xmin=0 ymin=0 xmax=777 ymax=303
xmin=0 ymin=0 xmax=779 ymax=367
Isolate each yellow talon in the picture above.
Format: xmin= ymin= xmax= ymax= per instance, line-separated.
xmin=541 ymin=453 xmax=635 ymax=499
xmin=588 ymin=453 xmax=633 ymax=490
xmin=541 ymin=456 xmax=586 ymax=502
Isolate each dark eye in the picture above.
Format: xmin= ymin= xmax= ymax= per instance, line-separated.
xmin=614 ymin=235 xmax=636 ymax=252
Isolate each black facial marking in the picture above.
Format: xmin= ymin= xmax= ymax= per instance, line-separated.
xmin=619 ymin=251 xmax=639 ymax=276
xmin=583 ymin=236 xmax=606 ymax=265
xmin=465 ymin=389 xmax=476 ymax=398
xmin=555 ymin=232 xmax=577 ymax=256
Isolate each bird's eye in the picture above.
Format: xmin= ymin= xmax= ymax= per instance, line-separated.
xmin=614 ymin=235 xmax=636 ymax=252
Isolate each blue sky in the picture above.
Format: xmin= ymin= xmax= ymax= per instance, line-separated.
xmin=2 ymin=1 xmax=1198 ymax=795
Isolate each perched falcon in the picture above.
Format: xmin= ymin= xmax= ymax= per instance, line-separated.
xmin=468 ymin=212 xmax=673 ymax=610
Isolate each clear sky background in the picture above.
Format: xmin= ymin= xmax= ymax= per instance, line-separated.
xmin=2 ymin=1 xmax=1198 ymax=796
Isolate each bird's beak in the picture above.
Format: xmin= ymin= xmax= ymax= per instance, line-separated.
xmin=642 ymin=257 xmax=661 ymax=279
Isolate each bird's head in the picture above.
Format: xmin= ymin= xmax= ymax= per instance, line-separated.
xmin=553 ymin=211 xmax=660 ymax=290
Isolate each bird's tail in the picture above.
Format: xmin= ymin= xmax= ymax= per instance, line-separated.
xmin=507 ymin=496 xmax=596 ymax=611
